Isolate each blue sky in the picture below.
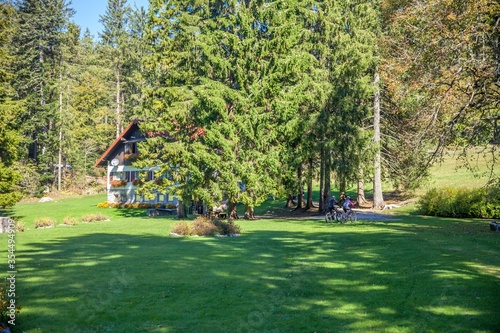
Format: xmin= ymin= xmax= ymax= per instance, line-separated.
xmin=71 ymin=0 xmax=149 ymax=38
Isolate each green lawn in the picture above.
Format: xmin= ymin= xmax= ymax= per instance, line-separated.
xmin=1 ymin=195 xmax=499 ymax=332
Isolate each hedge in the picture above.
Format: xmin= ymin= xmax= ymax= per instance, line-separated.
xmin=418 ymin=186 xmax=500 ymax=219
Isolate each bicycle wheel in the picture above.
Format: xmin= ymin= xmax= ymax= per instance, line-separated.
xmin=340 ymin=212 xmax=347 ymax=224
xmin=334 ymin=211 xmax=341 ymax=222
xmin=325 ymin=212 xmax=332 ymax=223
xmin=348 ymin=211 xmax=357 ymax=222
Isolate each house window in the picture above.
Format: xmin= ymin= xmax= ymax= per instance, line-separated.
xmin=124 ymin=142 xmax=138 ymax=155
xmin=110 ymin=171 xmax=117 ymax=180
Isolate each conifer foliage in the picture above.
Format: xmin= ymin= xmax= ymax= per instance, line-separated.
xmin=0 ymin=0 xmax=497 ymax=209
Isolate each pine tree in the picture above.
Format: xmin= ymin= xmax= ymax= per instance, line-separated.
xmin=0 ymin=2 xmax=23 ymax=207
xmin=307 ymin=0 xmax=379 ymax=207
xmin=12 ymin=0 xmax=74 ymax=194
xmin=99 ymin=0 xmax=131 ymax=137
xmin=143 ymin=0 xmax=327 ymax=217
xmin=125 ymin=4 xmax=148 ymax=119
xmin=67 ymin=29 xmax=116 ymax=189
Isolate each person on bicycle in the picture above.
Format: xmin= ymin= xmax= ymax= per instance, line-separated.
xmin=342 ymin=196 xmax=355 ymax=213
xmin=327 ymin=195 xmax=339 ymax=215
xmin=339 ymin=191 xmax=346 ymax=205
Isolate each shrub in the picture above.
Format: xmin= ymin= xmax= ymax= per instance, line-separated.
xmin=190 ymin=216 xmax=219 ymax=236
xmin=81 ymin=213 xmax=110 ymax=223
xmin=34 ymin=217 xmax=56 ymax=229
xmin=171 ymin=221 xmax=191 ymax=235
xmin=15 ymin=221 xmax=25 ymax=232
xmin=98 ymin=201 xmax=161 ymax=210
xmin=63 ymin=216 xmax=79 ymax=226
xmin=213 ymin=218 xmax=242 ymax=235
xmin=170 ymin=216 xmax=242 ymax=236
xmin=418 ymin=186 xmax=500 ymax=219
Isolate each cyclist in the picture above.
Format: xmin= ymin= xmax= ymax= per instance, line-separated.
xmin=342 ymin=196 xmax=355 ymax=214
xmin=327 ymin=195 xmax=339 ymax=215
xmin=339 ymin=191 xmax=347 ymax=205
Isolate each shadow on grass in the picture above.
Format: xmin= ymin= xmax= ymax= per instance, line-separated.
xmin=112 ymin=207 xmax=150 ymax=218
xmin=12 ymin=218 xmax=500 ymax=333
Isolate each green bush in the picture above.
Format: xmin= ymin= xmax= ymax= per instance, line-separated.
xmin=418 ymin=186 xmax=500 ymax=218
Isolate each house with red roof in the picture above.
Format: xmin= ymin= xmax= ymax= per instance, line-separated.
xmin=94 ymin=119 xmax=177 ymax=206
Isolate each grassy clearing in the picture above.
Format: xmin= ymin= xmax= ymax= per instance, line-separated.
xmin=0 ymin=195 xmax=499 ymax=332
xmin=425 ymin=150 xmax=494 ymax=192
xmin=0 ymin=153 xmax=498 ymax=332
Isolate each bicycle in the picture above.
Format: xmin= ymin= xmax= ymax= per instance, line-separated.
xmin=325 ymin=207 xmax=342 ymax=223
xmin=340 ymin=209 xmax=357 ymax=223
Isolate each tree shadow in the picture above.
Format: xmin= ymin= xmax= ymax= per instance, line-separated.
xmin=10 ymin=220 xmax=500 ymax=332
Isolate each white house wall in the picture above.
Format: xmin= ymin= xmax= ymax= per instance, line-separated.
xmin=106 ymin=164 xmax=176 ymax=205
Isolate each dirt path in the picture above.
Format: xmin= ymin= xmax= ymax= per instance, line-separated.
xmin=258 ymin=206 xmax=402 ymax=221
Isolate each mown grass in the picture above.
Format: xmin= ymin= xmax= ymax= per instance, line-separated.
xmin=1 ymin=194 xmax=499 ymax=332
xmin=1 ymin=151 xmax=498 ymax=332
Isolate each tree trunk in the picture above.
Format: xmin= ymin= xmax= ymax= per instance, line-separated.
xmin=305 ymin=158 xmax=314 ymax=209
xmin=285 ymin=194 xmax=295 ymax=208
xmin=373 ymin=72 xmax=385 ymax=209
xmin=323 ymin=148 xmax=331 ymax=213
xmin=306 ymin=180 xmax=313 ymax=209
xmin=227 ymin=201 xmax=238 ymax=219
xmin=319 ymin=145 xmax=325 ymax=211
xmin=357 ymin=166 xmax=367 ymax=206
xmin=57 ymin=71 xmax=63 ymax=192
xmin=116 ymin=70 xmax=121 ymax=138
xmin=339 ymin=175 xmax=346 ymax=196
xmin=244 ymin=205 xmax=255 ymax=219
xmin=177 ymin=200 xmax=187 ymax=218
xmin=295 ymin=164 xmax=304 ymax=209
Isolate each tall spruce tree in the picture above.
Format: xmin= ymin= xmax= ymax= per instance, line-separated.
xmin=0 ymin=2 xmax=23 ymax=207
xmin=99 ymin=0 xmax=131 ymax=137
xmin=12 ymin=0 xmax=74 ymax=194
xmin=310 ymin=0 xmax=379 ymax=207
xmin=63 ymin=28 xmax=116 ymax=191
xmin=125 ymin=4 xmax=148 ymax=119
xmin=143 ymin=0 xmax=328 ymax=218
xmin=252 ymin=0 xmax=318 ymax=212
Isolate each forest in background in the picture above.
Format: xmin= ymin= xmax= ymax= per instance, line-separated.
xmin=0 ymin=0 xmax=498 ymax=216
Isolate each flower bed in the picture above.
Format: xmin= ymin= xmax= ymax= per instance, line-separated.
xmin=110 ymin=179 xmax=127 ymax=187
